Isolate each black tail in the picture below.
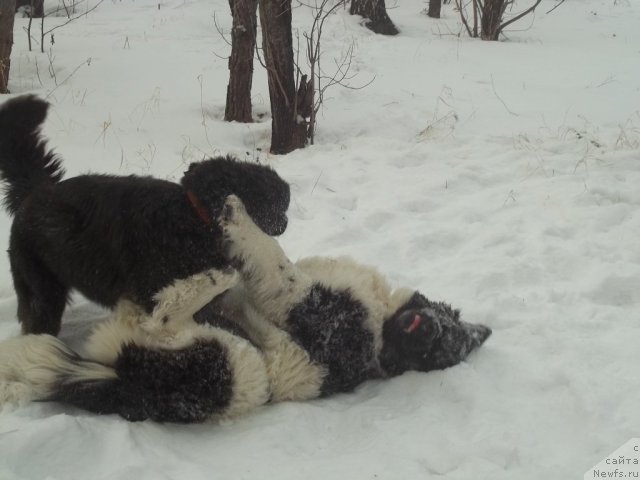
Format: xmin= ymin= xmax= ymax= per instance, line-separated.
xmin=0 ymin=95 xmax=65 ymax=215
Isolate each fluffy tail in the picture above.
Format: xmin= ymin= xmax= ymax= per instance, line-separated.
xmin=0 ymin=95 xmax=65 ymax=215
xmin=0 ymin=334 xmax=116 ymax=407
xmin=0 ymin=334 xmax=238 ymax=423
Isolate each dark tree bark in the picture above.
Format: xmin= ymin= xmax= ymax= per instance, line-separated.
xmin=15 ymin=0 xmax=41 ymax=16
xmin=480 ymin=0 xmax=505 ymax=41
xmin=259 ymin=0 xmax=309 ymax=154
xmin=457 ymin=0 xmax=541 ymax=41
xmin=0 ymin=0 xmax=16 ymax=93
xmin=350 ymin=0 xmax=398 ymax=36
xmin=224 ymin=0 xmax=258 ymax=123
xmin=31 ymin=0 xmax=43 ymax=18
xmin=427 ymin=0 xmax=442 ymax=18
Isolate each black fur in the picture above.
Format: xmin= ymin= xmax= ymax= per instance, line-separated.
xmin=286 ymin=284 xmax=379 ymax=396
xmin=379 ymin=292 xmax=492 ymax=376
xmin=0 ymin=95 xmax=65 ymax=214
xmin=285 ymin=287 xmax=491 ymax=395
xmin=194 ymin=299 xmax=254 ymax=345
xmin=48 ymin=341 xmax=234 ymax=423
xmin=0 ymin=95 xmax=290 ymax=335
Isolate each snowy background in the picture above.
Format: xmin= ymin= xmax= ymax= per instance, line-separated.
xmin=0 ymin=0 xmax=639 ymax=478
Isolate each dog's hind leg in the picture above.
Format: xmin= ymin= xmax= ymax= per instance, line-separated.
xmin=219 ymin=195 xmax=313 ymax=326
xmin=235 ymin=304 xmax=325 ymax=402
xmin=10 ymin=248 xmax=69 ymax=336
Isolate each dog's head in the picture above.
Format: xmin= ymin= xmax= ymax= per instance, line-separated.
xmin=181 ymin=156 xmax=290 ymax=236
xmin=380 ymin=292 xmax=491 ymax=376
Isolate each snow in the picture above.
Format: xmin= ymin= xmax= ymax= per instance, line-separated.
xmin=1 ymin=0 xmax=639 ymax=478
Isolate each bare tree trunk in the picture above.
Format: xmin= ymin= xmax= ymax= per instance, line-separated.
xmin=350 ymin=0 xmax=398 ymax=35
xmin=480 ymin=0 xmax=505 ymax=41
xmin=259 ymin=0 xmax=308 ymax=154
xmin=30 ymin=0 xmax=43 ymax=18
xmin=225 ymin=0 xmax=258 ymax=123
xmin=427 ymin=0 xmax=442 ymax=18
xmin=0 ymin=0 xmax=16 ymax=93
xmin=472 ymin=0 xmax=478 ymax=37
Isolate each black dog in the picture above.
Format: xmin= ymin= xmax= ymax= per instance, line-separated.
xmin=0 ymin=95 xmax=290 ymax=336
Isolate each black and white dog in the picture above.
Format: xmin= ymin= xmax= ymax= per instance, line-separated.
xmin=0 ymin=196 xmax=491 ymax=423
xmin=0 ymin=95 xmax=290 ymax=335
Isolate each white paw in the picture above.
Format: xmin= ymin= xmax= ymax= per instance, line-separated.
xmin=146 ymin=268 xmax=240 ymax=337
xmin=179 ymin=270 xmax=223 ymax=295
xmin=204 ymin=267 xmax=240 ymax=292
xmin=139 ymin=315 xmax=169 ymax=337
xmin=152 ymin=268 xmax=236 ymax=307
xmin=219 ymin=194 xmax=250 ymax=229
xmin=0 ymin=381 xmax=35 ymax=406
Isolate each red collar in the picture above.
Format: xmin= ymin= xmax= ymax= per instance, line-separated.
xmin=186 ymin=190 xmax=213 ymax=227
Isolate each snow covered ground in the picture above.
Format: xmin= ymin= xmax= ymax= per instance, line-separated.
xmin=1 ymin=0 xmax=639 ymax=478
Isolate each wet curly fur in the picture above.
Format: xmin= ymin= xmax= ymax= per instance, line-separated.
xmin=0 ymin=95 xmax=290 ymax=336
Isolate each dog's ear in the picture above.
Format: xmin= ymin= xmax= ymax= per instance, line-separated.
xmin=183 ymin=162 xmax=199 ymax=176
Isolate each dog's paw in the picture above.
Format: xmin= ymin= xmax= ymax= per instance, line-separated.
xmin=147 ymin=268 xmax=240 ymax=338
xmin=0 ymin=381 xmax=35 ymax=407
xmin=219 ymin=195 xmax=255 ymax=260
xmin=155 ymin=268 xmax=238 ymax=307
xmin=204 ymin=267 xmax=240 ymax=292
xmin=219 ymin=195 xmax=248 ymax=228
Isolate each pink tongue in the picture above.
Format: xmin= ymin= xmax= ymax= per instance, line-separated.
xmin=405 ymin=314 xmax=422 ymax=333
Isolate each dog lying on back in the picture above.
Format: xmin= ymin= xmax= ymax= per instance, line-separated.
xmin=0 ymin=196 xmax=491 ymax=422
xmin=0 ymin=95 xmax=290 ymax=335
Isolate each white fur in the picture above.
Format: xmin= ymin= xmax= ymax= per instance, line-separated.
xmin=232 ymin=303 xmax=325 ymax=402
xmin=221 ymin=195 xmax=416 ymax=358
xmin=83 ymin=300 xmax=151 ymax=364
xmin=85 ymin=268 xmax=239 ymax=364
xmin=191 ymin=325 xmax=270 ymax=420
xmin=86 ymin=280 xmax=270 ymax=420
xmin=298 ymin=257 xmax=416 ymax=355
xmin=0 ymin=335 xmax=116 ymax=406
xmin=221 ymin=195 xmax=313 ymax=325
xmin=147 ymin=268 xmax=239 ymax=334
xmin=295 ymin=256 xmax=391 ymax=355
xmin=202 ymin=286 xmax=325 ymax=402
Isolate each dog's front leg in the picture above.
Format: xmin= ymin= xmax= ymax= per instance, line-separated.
xmin=143 ymin=268 xmax=240 ymax=337
xmin=219 ymin=195 xmax=312 ymax=326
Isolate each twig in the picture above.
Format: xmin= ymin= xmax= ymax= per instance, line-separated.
xmin=310 ymin=170 xmax=322 ymax=195
xmin=498 ymin=0 xmax=542 ymax=33
xmin=490 ymin=74 xmax=518 ymax=116
xmin=455 ymin=0 xmax=474 ymax=37
xmin=212 ymin=11 xmax=232 ymax=47
xmin=43 ymin=0 xmax=104 ymax=36
xmin=545 ymin=0 xmax=565 ymax=14
xmin=34 ymin=56 xmax=43 ymax=86
xmin=197 ymin=75 xmax=215 ymax=154
xmin=45 ymin=57 xmax=92 ymax=99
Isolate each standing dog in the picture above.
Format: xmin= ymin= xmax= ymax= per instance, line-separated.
xmin=0 ymin=196 xmax=491 ymax=423
xmin=0 ymin=96 xmax=290 ymax=335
